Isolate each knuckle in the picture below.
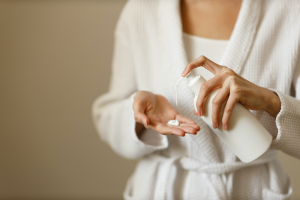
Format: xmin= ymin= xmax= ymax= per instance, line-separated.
xmin=200 ymin=83 xmax=208 ymax=92
xmin=212 ymin=98 xmax=220 ymax=106
xmin=224 ymin=107 xmax=232 ymax=114
xmin=222 ymin=71 xmax=233 ymax=77
xmin=228 ymin=75 xmax=238 ymax=83
xmin=199 ymin=55 xmax=206 ymax=61
xmin=221 ymin=67 xmax=228 ymax=72
xmin=221 ymin=67 xmax=234 ymax=74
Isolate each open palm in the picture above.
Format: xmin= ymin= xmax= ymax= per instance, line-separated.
xmin=133 ymin=91 xmax=200 ymax=136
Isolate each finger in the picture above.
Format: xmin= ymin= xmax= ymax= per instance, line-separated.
xmin=193 ymin=109 xmax=198 ymax=116
xmin=133 ymin=101 xmax=149 ymax=126
xmin=176 ymin=114 xmax=196 ymax=124
xmin=196 ymin=75 xmax=223 ymax=116
xmin=222 ymin=93 xmax=238 ymax=130
xmin=182 ymin=55 xmax=223 ymax=76
xmin=211 ymin=82 xmax=230 ymax=129
xmin=176 ymin=125 xmax=198 ymax=135
xmin=193 ymin=96 xmax=208 ymax=116
xmin=136 ymin=112 xmax=149 ymax=127
xmin=180 ymin=123 xmax=200 ymax=131
xmin=156 ymin=123 xmax=185 ymax=137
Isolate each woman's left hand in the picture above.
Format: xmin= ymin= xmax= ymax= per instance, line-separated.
xmin=181 ymin=56 xmax=281 ymax=131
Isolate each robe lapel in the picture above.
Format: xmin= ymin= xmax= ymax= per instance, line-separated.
xmin=161 ymin=0 xmax=262 ymax=77
xmin=220 ymin=0 xmax=262 ymax=75
xmin=158 ymin=0 xmax=189 ymax=85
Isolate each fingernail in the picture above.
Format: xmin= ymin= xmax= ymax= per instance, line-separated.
xmin=142 ymin=118 xmax=147 ymax=126
xmin=223 ymin=125 xmax=227 ymax=130
xmin=181 ymin=71 xmax=186 ymax=76
xmin=200 ymin=110 xmax=203 ymax=116
xmin=213 ymin=123 xmax=218 ymax=129
xmin=197 ymin=110 xmax=201 ymax=116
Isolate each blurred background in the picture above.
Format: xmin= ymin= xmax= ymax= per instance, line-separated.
xmin=0 ymin=0 xmax=299 ymax=199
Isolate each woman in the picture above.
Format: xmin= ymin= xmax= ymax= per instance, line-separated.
xmin=93 ymin=0 xmax=300 ymax=199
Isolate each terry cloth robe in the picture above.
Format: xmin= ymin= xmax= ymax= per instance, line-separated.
xmin=92 ymin=0 xmax=300 ymax=199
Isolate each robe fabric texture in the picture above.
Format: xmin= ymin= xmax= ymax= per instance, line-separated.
xmin=92 ymin=0 xmax=300 ymax=199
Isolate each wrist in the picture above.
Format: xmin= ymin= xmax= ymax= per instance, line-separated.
xmin=264 ymin=89 xmax=281 ymax=118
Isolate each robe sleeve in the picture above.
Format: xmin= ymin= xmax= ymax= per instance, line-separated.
xmin=269 ymin=62 xmax=300 ymax=159
xmin=92 ymin=2 xmax=168 ymax=160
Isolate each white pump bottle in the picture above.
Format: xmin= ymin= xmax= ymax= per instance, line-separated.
xmin=185 ymin=71 xmax=273 ymax=163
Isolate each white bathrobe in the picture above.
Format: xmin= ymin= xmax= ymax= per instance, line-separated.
xmin=92 ymin=0 xmax=300 ymax=199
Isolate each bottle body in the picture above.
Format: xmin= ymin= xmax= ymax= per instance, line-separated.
xmin=189 ymin=75 xmax=272 ymax=163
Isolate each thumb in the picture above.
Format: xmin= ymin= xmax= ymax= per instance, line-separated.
xmin=134 ymin=111 xmax=149 ymax=127
xmin=133 ymin=101 xmax=149 ymax=127
xmin=138 ymin=113 xmax=149 ymax=127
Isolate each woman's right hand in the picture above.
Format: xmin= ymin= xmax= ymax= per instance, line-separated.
xmin=133 ymin=91 xmax=200 ymax=137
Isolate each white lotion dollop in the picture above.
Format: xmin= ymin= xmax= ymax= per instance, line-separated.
xmin=167 ymin=119 xmax=179 ymax=126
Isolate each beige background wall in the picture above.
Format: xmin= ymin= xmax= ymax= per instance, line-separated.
xmin=0 ymin=1 xmax=299 ymax=199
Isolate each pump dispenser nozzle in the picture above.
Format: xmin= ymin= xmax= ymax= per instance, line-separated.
xmin=175 ymin=70 xmax=206 ymax=94
xmin=175 ymin=71 xmax=198 ymax=88
xmin=185 ymin=71 xmax=197 ymax=82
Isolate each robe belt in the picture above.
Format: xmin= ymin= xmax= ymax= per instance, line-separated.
xmin=145 ymin=151 xmax=277 ymax=200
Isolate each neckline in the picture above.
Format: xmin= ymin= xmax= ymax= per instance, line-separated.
xmin=182 ymin=32 xmax=230 ymax=43
xmin=177 ymin=0 xmax=262 ymax=75
xmin=157 ymin=0 xmax=262 ymax=94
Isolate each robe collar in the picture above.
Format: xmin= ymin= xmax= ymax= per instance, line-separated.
xmin=160 ymin=0 xmax=262 ymax=79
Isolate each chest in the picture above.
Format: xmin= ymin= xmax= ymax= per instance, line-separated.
xmin=180 ymin=0 xmax=242 ymax=40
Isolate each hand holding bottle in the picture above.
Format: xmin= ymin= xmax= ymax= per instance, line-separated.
xmin=181 ymin=56 xmax=281 ymax=132
xmin=133 ymin=91 xmax=200 ymax=137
